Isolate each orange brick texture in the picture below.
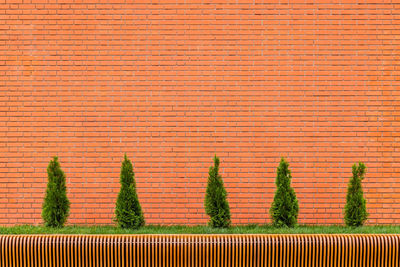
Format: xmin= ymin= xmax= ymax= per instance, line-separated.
xmin=1 ymin=0 xmax=399 ymax=226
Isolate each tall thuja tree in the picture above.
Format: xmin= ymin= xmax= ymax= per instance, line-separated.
xmin=204 ymin=155 xmax=231 ymax=228
xmin=115 ymin=154 xmax=145 ymax=229
xmin=42 ymin=156 xmax=70 ymax=228
xmin=344 ymin=162 xmax=368 ymax=227
xmin=270 ymin=157 xmax=299 ymax=227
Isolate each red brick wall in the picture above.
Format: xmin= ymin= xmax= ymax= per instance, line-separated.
xmin=1 ymin=0 xmax=399 ymax=226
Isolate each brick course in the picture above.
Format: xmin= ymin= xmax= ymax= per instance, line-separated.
xmin=1 ymin=0 xmax=399 ymax=226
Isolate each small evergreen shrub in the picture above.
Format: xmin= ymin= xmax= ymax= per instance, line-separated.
xmin=204 ymin=155 xmax=231 ymax=228
xmin=115 ymin=154 xmax=145 ymax=229
xmin=344 ymin=162 xmax=368 ymax=227
xmin=270 ymin=157 xmax=299 ymax=227
xmin=42 ymin=156 xmax=70 ymax=228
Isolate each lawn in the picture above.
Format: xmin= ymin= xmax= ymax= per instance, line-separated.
xmin=1 ymin=225 xmax=400 ymax=235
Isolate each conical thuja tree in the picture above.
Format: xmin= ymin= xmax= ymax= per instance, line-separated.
xmin=115 ymin=154 xmax=145 ymax=229
xmin=42 ymin=156 xmax=70 ymax=228
xmin=270 ymin=157 xmax=299 ymax=227
xmin=344 ymin=162 xmax=368 ymax=227
xmin=204 ymin=155 xmax=231 ymax=228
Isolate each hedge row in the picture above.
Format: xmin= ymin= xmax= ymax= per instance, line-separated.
xmin=42 ymin=156 xmax=368 ymax=228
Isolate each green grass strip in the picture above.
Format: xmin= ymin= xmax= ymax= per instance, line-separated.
xmin=1 ymin=225 xmax=400 ymax=235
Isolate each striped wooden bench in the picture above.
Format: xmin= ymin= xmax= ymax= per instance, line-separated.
xmin=1 ymin=234 xmax=399 ymax=266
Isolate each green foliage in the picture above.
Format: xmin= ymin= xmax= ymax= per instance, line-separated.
xmin=115 ymin=154 xmax=145 ymax=229
xmin=204 ymin=155 xmax=231 ymax=228
xmin=270 ymin=157 xmax=299 ymax=227
xmin=42 ymin=157 xmax=70 ymax=228
xmin=345 ymin=162 xmax=368 ymax=227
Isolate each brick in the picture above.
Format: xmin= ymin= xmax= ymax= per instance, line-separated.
xmin=0 ymin=1 xmax=399 ymax=226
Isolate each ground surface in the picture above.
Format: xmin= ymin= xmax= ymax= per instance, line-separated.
xmin=1 ymin=225 xmax=400 ymax=235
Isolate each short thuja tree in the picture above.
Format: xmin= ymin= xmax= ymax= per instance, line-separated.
xmin=42 ymin=156 xmax=70 ymax=228
xmin=270 ymin=157 xmax=299 ymax=227
xmin=115 ymin=154 xmax=145 ymax=229
xmin=204 ymin=155 xmax=231 ymax=228
xmin=344 ymin=162 xmax=368 ymax=227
